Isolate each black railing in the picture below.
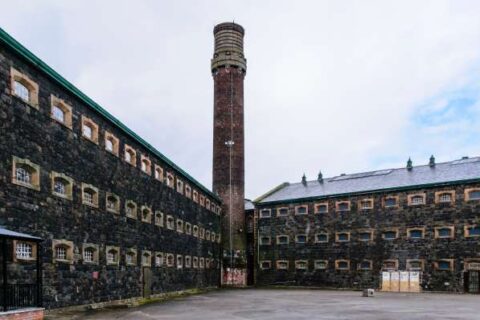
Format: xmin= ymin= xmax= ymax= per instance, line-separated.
xmin=0 ymin=284 xmax=39 ymax=311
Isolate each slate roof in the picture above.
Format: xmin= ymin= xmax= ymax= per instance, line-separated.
xmin=256 ymin=157 xmax=480 ymax=204
xmin=0 ymin=227 xmax=42 ymax=241
xmin=245 ymin=199 xmax=255 ymax=210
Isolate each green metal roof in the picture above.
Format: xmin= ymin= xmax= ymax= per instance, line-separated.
xmin=0 ymin=27 xmax=220 ymax=203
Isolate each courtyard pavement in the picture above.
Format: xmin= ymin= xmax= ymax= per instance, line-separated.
xmin=48 ymin=289 xmax=479 ymax=320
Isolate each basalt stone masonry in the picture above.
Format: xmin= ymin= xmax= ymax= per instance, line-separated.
xmin=0 ymin=28 xmax=221 ymax=308
xmin=253 ymin=159 xmax=480 ymax=293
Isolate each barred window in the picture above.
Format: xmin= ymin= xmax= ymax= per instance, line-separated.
xmin=51 ymin=98 xmax=74 ymax=129
xmin=385 ymin=197 xmax=397 ymax=207
xmin=82 ymin=124 xmax=93 ymax=139
xmin=54 ymin=178 xmax=66 ymax=195
xmin=439 ymin=193 xmax=452 ymax=203
xmin=411 ymin=195 xmax=424 ymax=205
xmin=314 ymin=260 xmax=327 ymax=270
xmin=360 ymin=200 xmax=373 ymax=210
xmin=16 ymin=166 xmax=31 ymax=185
xmin=260 ymin=209 xmax=271 ymax=218
xmin=106 ymin=195 xmax=119 ymax=212
xmin=14 ymin=80 xmax=30 ymax=101
xmin=56 ymin=246 xmax=67 ymax=260
xmin=295 ymin=234 xmax=307 ymax=243
xmin=83 ymin=189 xmax=94 ymax=205
xmin=359 ymin=232 xmax=372 ymax=241
xmin=315 ymin=204 xmax=328 ymax=214
xmin=315 ymin=233 xmax=328 ymax=243
xmin=126 ymin=251 xmax=136 ymax=265
xmin=383 ymin=230 xmax=397 ymax=240
xmin=469 ymin=190 xmax=480 ymax=200
xmin=359 ymin=260 xmax=372 ymax=270
xmin=83 ymin=248 xmax=94 ymax=263
xmin=16 ymin=242 xmax=33 ymax=259
xmin=408 ymin=229 xmax=424 ymax=239
xmin=105 ymin=138 xmax=113 ymax=152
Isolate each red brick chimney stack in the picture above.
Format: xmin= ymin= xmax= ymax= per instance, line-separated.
xmin=211 ymin=22 xmax=247 ymax=286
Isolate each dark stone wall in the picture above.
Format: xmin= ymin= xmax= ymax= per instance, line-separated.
xmin=0 ymin=45 xmax=221 ymax=308
xmin=255 ymin=184 xmax=480 ymax=292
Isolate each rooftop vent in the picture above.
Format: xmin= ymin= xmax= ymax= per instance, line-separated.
xmin=429 ymin=155 xmax=435 ymax=167
xmin=406 ymin=157 xmax=413 ymax=171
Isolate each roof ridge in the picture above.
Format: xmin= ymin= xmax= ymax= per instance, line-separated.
xmin=289 ymin=156 xmax=480 ymax=186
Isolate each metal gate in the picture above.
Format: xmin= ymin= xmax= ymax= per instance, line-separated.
xmin=381 ymin=271 xmax=421 ymax=293
xmin=467 ymin=271 xmax=479 ymax=293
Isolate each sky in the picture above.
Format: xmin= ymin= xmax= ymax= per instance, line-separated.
xmin=2 ymin=0 xmax=480 ymax=199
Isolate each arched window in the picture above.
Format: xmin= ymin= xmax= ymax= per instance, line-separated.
xmin=167 ymin=254 xmax=174 ymax=267
xmin=125 ymin=201 xmax=137 ymax=219
xmin=409 ymin=194 xmax=425 ymax=206
xmin=104 ymin=132 xmax=119 ymax=155
xmin=11 ymin=68 xmax=39 ymax=107
xmin=141 ymin=206 xmax=152 ymax=223
xmin=14 ymin=80 xmax=30 ymax=102
xmin=155 ymin=253 xmax=164 ymax=267
xmin=16 ymin=166 xmax=31 ymax=185
xmin=193 ymin=225 xmax=199 ymax=237
xmin=176 ymin=219 xmax=184 ymax=233
xmin=81 ymin=116 xmax=99 ymax=143
xmin=106 ymin=194 xmax=120 ymax=213
xmin=105 ymin=138 xmax=113 ymax=152
xmin=83 ymin=124 xmax=92 ymax=139
xmin=12 ymin=157 xmax=40 ymax=191
xmin=439 ymin=193 xmax=452 ymax=203
xmin=359 ymin=260 xmax=372 ymax=270
xmin=155 ymin=211 xmax=164 ymax=227
xmin=52 ymin=105 xmax=65 ymax=123
xmin=141 ymin=156 xmax=151 ymax=175
xmin=142 ymin=251 xmax=151 ymax=266
xmin=53 ymin=178 xmax=67 ymax=195
xmin=125 ymin=250 xmax=137 ymax=266
xmin=185 ymin=256 xmax=191 ymax=268
xmin=106 ymin=247 xmax=119 ymax=265
xmin=166 ymin=216 xmax=175 ymax=230
xmin=124 ymin=145 xmax=137 ymax=166
xmin=154 ymin=166 xmax=164 ymax=181
xmin=82 ymin=184 xmax=98 ymax=207
xmin=176 ymin=255 xmax=183 ymax=269
xmin=52 ymin=173 xmax=74 ymax=199
xmin=295 ymin=260 xmax=308 ymax=270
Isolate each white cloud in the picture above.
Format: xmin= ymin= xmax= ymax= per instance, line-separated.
xmin=2 ymin=0 xmax=480 ymax=198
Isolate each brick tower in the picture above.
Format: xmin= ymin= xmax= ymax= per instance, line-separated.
xmin=211 ymin=22 xmax=247 ymax=286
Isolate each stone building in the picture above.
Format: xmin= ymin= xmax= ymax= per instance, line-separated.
xmin=252 ymin=157 xmax=480 ymax=293
xmin=0 ymin=26 xmax=222 ymax=308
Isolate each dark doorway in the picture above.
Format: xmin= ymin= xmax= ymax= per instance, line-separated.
xmin=143 ymin=267 xmax=152 ymax=298
xmin=246 ymin=216 xmax=255 ymax=286
xmin=465 ymin=271 xmax=479 ymax=293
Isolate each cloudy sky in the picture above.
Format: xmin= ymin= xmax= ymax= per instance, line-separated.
xmin=2 ymin=0 xmax=480 ymax=199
